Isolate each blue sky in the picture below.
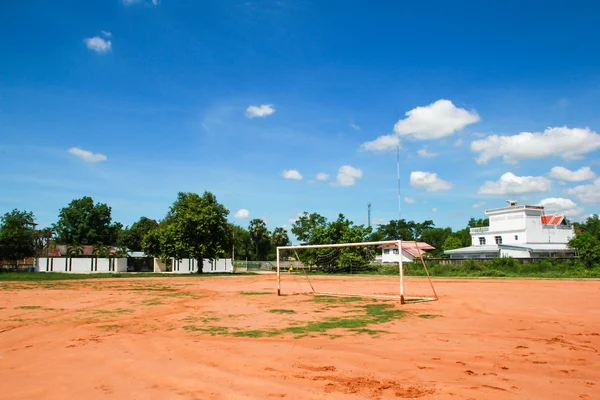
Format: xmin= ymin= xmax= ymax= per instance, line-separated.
xmin=1 ymin=0 xmax=600 ymax=235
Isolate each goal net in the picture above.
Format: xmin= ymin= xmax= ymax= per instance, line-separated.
xmin=276 ymin=240 xmax=438 ymax=304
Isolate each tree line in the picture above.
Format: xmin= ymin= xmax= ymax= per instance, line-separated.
xmin=1 ymin=192 xmax=599 ymax=268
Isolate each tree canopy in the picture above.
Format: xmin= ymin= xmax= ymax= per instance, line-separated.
xmin=142 ymin=192 xmax=231 ymax=270
xmin=53 ymin=196 xmax=122 ymax=245
xmin=568 ymin=214 xmax=600 ymax=267
xmin=119 ymin=217 xmax=159 ymax=252
xmin=0 ymin=209 xmax=36 ymax=260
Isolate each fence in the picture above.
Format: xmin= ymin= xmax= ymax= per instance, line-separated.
xmin=425 ymin=257 xmax=579 ymax=265
xmin=0 ymin=258 xmax=34 ymax=272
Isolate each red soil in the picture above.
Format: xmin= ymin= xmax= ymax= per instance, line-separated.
xmin=1 ymin=275 xmax=599 ymax=399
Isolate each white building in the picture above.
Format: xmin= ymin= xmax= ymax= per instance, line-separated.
xmin=377 ymin=241 xmax=435 ymax=263
xmin=444 ymin=201 xmax=577 ymax=259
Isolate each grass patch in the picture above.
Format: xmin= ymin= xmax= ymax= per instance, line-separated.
xmin=161 ymin=291 xmax=203 ymax=298
xmin=92 ymin=308 xmax=134 ymax=315
xmin=418 ymin=314 xmax=443 ymax=319
xmin=240 ymin=291 xmax=272 ymax=296
xmin=349 ymin=328 xmax=388 ymax=336
xmin=268 ymin=309 xmax=296 ymax=314
xmin=16 ymin=305 xmax=42 ymax=310
xmin=142 ymin=298 xmax=163 ymax=306
xmin=182 ymin=325 xmax=230 ymax=335
xmin=311 ymin=295 xmax=364 ymax=303
xmin=98 ymin=324 xmax=124 ymax=331
xmin=233 ymin=329 xmax=280 ymax=338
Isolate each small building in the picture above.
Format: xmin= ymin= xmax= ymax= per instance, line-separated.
xmin=377 ymin=241 xmax=435 ymax=263
xmin=444 ymin=201 xmax=577 ymax=259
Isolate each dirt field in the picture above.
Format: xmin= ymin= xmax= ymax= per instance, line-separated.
xmin=1 ymin=275 xmax=599 ymax=399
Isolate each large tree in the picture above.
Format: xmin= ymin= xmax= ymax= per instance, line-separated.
xmin=420 ymin=227 xmax=452 ymax=256
xmin=0 ymin=209 xmax=36 ymax=260
xmin=569 ymin=214 xmax=600 ymax=267
xmin=142 ymin=192 xmax=231 ymax=271
xmin=271 ymin=227 xmax=290 ymax=248
xmin=119 ymin=217 xmax=159 ymax=252
xmin=291 ymin=212 xmax=327 ymax=244
xmin=249 ymin=219 xmax=271 ymax=260
xmin=230 ymin=224 xmax=254 ymax=261
xmin=53 ymin=196 xmax=122 ymax=245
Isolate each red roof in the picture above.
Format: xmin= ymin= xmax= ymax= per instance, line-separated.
xmin=541 ymin=215 xmax=564 ymax=225
xmin=379 ymin=241 xmax=435 ymax=258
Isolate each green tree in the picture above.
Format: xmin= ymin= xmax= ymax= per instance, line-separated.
xmin=0 ymin=209 xmax=36 ymax=260
xmin=443 ymin=235 xmax=464 ymax=252
xmin=271 ymin=227 xmax=290 ymax=248
xmin=291 ymin=212 xmax=327 ymax=244
xmin=569 ymin=214 xmax=600 ymax=267
xmin=467 ymin=217 xmax=489 ymax=228
xmin=370 ymin=219 xmax=416 ymax=241
xmin=66 ymin=243 xmax=84 ymax=257
xmin=141 ymin=192 xmax=231 ymax=271
xmin=119 ymin=217 xmax=159 ymax=251
xmin=249 ymin=219 xmax=271 ymax=260
xmin=53 ymin=197 xmax=122 ymax=245
xmin=230 ymin=224 xmax=254 ymax=260
xmin=420 ymin=227 xmax=452 ymax=256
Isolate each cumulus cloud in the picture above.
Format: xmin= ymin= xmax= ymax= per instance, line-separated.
xmin=316 ymin=172 xmax=329 ymax=181
xmin=234 ymin=209 xmax=250 ymax=219
xmin=394 ymin=99 xmax=480 ymax=140
xmin=472 ymin=202 xmax=486 ymax=208
xmin=359 ymin=134 xmax=399 ymax=152
xmin=549 ymin=166 xmax=596 ymax=182
xmin=281 ymin=169 xmax=303 ymax=180
xmin=68 ymin=147 xmax=107 ymax=163
xmin=410 ymin=171 xmax=453 ymax=192
xmin=471 ymin=127 xmax=600 ymax=164
xmin=404 ymin=197 xmax=416 ymax=204
xmin=333 ymin=165 xmax=363 ymax=187
xmin=565 ymin=179 xmax=600 ymax=204
xmin=537 ymin=198 xmax=584 ymax=217
xmin=478 ymin=172 xmax=552 ymax=195
xmin=84 ymin=36 xmax=112 ymax=54
xmin=245 ymin=104 xmax=275 ymax=118
xmin=417 ymin=147 xmax=438 ymax=158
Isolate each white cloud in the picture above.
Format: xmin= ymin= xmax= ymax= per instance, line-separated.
xmin=84 ymin=36 xmax=112 ymax=54
xmin=316 ymin=172 xmax=329 ymax=181
xmin=245 ymin=104 xmax=275 ymax=118
xmin=537 ymin=198 xmax=584 ymax=217
xmin=417 ymin=147 xmax=438 ymax=158
xmin=471 ymin=127 xmax=600 ymax=164
xmin=123 ymin=0 xmax=140 ymax=4
xmin=410 ymin=171 xmax=453 ymax=192
xmin=472 ymin=202 xmax=486 ymax=208
xmin=359 ymin=134 xmax=399 ymax=152
xmin=68 ymin=147 xmax=107 ymax=163
xmin=333 ymin=165 xmax=363 ymax=187
xmin=101 ymin=30 xmax=112 ymax=37
xmin=404 ymin=197 xmax=416 ymax=204
xmin=431 ymin=208 xmax=438 ymax=213
xmin=350 ymin=122 xmax=360 ymax=130
xmin=234 ymin=209 xmax=250 ymax=219
xmin=565 ymin=179 xmax=600 ymax=204
xmin=394 ymin=99 xmax=480 ymax=140
xmin=454 ymin=138 xmax=464 ymax=147
xmin=478 ymin=172 xmax=552 ymax=195
xmin=281 ymin=169 xmax=303 ymax=180
xmin=549 ymin=166 xmax=595 ymax=182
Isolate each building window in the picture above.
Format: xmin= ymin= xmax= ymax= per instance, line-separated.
xmin=479 ymin=237 xmax=486 ymax=245
xmin=383 ymin=249 xmax=390 ymax=254
xmin=392 ymin=248 xmax=399 ymax=255
xmin=495 ymin=236 xmax=502 ymax=244
xmin=515 ymin=235 xmax=518 ymax=240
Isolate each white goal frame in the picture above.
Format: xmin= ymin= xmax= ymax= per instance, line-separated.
xmin=276 ymin=240 xmax=438 ymax=304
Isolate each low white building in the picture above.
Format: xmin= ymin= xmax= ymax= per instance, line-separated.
xmin=37 ymin=257 xmax=128 ymax=273
xmin=377 ymin=241 xmax=435 ymax=263
xmin=171 ymin=258 xmax=233 ymax=274
xmin=445 ymin=201 xmax=577 ymax=259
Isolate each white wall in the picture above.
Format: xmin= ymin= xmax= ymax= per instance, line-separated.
xmin=381 ymin=249 xmax=415 ymax=263
xmin=171 ymin=258 xmax=233 ymax=273
xmin=154 ymin=259 xmax=169 ymax=273
xmin=37 ymin=257 xmax=127 ymax=273
xmin=500 ymin=249 xmax=530 ymax=258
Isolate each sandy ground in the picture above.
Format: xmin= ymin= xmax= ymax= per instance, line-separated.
xmin=1 ymin=275 xmax=599 ymax=399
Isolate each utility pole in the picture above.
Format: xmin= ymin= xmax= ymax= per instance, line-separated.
xmin=368 ymin=203 xmax=372 ymax=228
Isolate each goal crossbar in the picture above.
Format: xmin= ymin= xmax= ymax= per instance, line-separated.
xmin=276 ymin=240 xmax=438 ymax=304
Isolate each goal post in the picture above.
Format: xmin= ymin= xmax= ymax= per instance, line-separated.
xmin=276 ymin=240 xmax=438 ymax=304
